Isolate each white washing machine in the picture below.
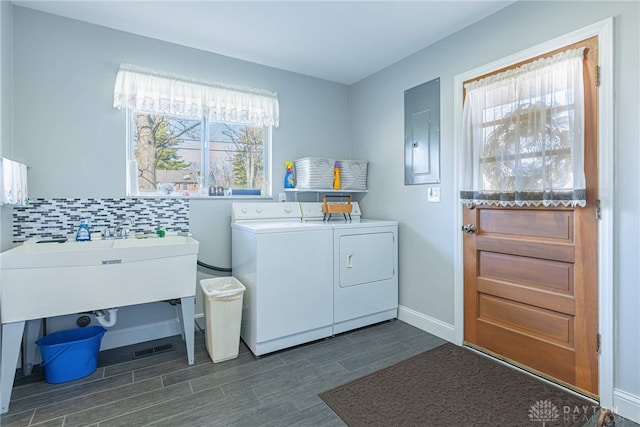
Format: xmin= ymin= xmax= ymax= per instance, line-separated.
xmin=231 ymin=201 xmax=398 ymax=357
xmin=300 ymin=203 xmax=398 ymax=335
xmin=231 ymin=202 xmax=334 ymax=356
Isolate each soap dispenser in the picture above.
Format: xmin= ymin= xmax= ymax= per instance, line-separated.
xmin=76 ymin=217 xmax=91 ymax=241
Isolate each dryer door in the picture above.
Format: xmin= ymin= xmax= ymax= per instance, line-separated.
xmin=338 ymin=231 xmax=394 ymax=287
xmin=333 ymin=226 xmax=398 ymax=331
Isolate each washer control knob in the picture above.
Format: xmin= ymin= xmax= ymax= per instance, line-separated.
xmin=241 ymin=207 xmax=248 ymax=214
xmin=256 ymin=207 xmax=262 ymax=214
xmin=284 ymin=206 xmax=291 ymax=213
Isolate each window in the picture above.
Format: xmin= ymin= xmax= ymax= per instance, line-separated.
xmin=127 ymin=110 xmax=270 ymax=197
xmin=460 ymin=47 xmax=586 ymax=207
xmin=113 ymin=63 xmax=279 ymax=198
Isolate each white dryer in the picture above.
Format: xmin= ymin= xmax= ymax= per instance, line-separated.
xmin=300 ymin=203 xmax=398 ymax=334
xmin=332 ymin=221 xmax=398 ymax=333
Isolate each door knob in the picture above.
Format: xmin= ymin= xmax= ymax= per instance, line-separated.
xmin=462 ymin=224 xmax=476 ymax=234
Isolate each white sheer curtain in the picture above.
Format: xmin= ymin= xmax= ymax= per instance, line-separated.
xmin=113 ymin=64 xmax=279 ymax=128
xmin=460 ymin=48 xmax=586 ymax=207
xmin=1 ymin=158 xmax=29 ymax=206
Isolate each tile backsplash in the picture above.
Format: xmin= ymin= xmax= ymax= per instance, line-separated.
xmin=12 ymin=198 xmax=189 ymax=242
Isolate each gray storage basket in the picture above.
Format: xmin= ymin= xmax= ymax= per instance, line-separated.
xmin=294 ymin=157 xmax=335 ymax=189
xmin=337 ymin=160 xmax=368 ymax=190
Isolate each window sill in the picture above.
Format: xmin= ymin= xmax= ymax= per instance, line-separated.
xmin=126 ymin=193 xmax=273 ymax=200
xmin=284 ymin=188 xmax=368 ymax=193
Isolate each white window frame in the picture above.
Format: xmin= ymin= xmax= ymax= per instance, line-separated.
xmin=125 ymin=108 xmax=272 ymax=198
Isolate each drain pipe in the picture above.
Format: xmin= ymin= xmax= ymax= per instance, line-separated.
xmin=94 ymin=308 xmax=119 ymax=327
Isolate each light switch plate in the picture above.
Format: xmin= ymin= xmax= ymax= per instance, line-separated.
xmin=427 ymin=187 xmax=440 ymax=203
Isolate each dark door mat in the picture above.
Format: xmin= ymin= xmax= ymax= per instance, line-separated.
xmin=320 ymin=343 xmax=597 ymax=427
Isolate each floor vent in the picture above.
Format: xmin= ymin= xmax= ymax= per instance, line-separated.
xmin=133 ymin=343 xmax=174 ymax=359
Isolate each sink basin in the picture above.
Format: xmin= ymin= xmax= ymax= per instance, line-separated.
xmin=2 ymin=235 xmax=197 ymax=269
xmin=109 ymin=235 xmax=199 ymax=263
xmin=0 ymin=234 xmax=200 ymax=323
xmin=112 ymin=235 xmax=194 ymax=248
xmin=23 ymin=239 xmax=116 ymax=251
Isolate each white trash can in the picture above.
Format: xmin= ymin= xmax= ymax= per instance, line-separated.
xmin=200 ymin=277 xmax=246 ymax=363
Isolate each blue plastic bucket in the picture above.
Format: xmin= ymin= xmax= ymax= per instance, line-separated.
xmin=36 ymin=326 xmax=106 ymax=384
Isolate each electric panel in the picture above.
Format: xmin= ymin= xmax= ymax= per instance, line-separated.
xmin=404 ymin=78 xmax=440 ymax=185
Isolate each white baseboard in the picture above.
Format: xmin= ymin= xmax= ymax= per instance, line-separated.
xmin=613 ymin=388 xmax=640 ymax=424
xmin=398 ymin=305 xmax=456 ymax=343
xmin=100 ymin=318 xmax=183 ymax=351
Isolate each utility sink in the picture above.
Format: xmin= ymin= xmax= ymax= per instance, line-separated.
xmin=0 ymin=234 xmax=199 ymax=323
xmin=0 ymin=233 xmax=200 ymax=414
xmin=2 ymin=235 xmax=197 ymax=269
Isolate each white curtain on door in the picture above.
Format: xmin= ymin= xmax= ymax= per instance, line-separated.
xmin=460 ymin=47 xmax=586 ymax=207
xmin=113 ymin=64 xmax=280 ymax=128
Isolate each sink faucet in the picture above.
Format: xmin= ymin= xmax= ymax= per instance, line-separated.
xmin=112 ymin=217 xmax=133 ymax=239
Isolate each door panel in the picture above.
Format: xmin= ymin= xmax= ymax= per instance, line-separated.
xmin=479 ymin=252 xmax=573 ymax=292
xmin=478 ymin=294 xmax=573 ymax=345
xmin=480 ymin=209 xmax=573 ymax=239
xmin=477 ymin=236 xmax=575 ymax=262
xmin=475 ymin=321 xmax=576 ymax=383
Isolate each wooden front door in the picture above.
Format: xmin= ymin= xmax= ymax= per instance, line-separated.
xmin=463 ymin=37 xmax=599 ymax=398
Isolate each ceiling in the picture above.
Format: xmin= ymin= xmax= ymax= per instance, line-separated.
xmin=12 ymin=1 xmax=516 ymax=85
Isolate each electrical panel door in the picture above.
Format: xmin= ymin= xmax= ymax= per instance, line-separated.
xmin=404 ymin=78 xmax=440 ymax=185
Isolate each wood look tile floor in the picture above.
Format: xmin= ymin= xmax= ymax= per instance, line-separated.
xmin=3 ymin=320 xmax=636 ymax=427
xmin=1 ymin=320 xmax=447 ymax=427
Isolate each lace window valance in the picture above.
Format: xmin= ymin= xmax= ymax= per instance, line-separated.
xmin=460 ymin=47 xmax=586 ymax=208
xmin=113 ymin=64 xmax=279 ymax=128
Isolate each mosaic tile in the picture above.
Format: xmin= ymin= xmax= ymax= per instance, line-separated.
xmin=11 ymin=198 xmax=189 ymax=242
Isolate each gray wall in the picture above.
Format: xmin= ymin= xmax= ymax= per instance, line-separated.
xmin=350 ymin=0 xmax=639 ymax=414
xmin=1 ymin=0 xmax=14 ymax=252
xmin=0 ymin=0 xmax=11 ymax=156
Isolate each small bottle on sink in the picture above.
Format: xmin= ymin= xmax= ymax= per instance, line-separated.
xmin=76 ymin=217 xmax=91 ymax=241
